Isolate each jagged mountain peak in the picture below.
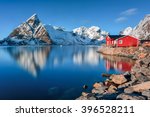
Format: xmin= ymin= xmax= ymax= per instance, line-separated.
xmin=145 ymin=14 xmax=150 ymax=18
xmin=6 ymin=14 xmax=52 ymax=45
xmin=130 ymin=14 xmax=150 ymax=40
xmin=28 ymin=13 xmax=38 ymax=19
xmin=26 ymin=14 xmax=41 ymax=28
xmin=119 ymin=14 xmax=150 ymax=40
xmin=73 ymin=26 xmax=108 ymax=40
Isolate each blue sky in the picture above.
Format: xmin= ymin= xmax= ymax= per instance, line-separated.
xmin=0 ymin=0 xmax=150 ymax=38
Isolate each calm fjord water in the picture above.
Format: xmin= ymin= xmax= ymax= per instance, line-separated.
xmin=0 ymin=46 xmax=135 ymax=100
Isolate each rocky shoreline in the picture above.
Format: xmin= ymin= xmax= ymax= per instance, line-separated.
xmin=98 ymin=45 xmax=138 ymax=58
xmin=77 ymin=46 xmax=150 ymax=100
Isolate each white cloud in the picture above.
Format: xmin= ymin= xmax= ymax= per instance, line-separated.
xmin=115 ymin=8 xmax=138 ymax=23
xmin=121 ymin=8 xmax=138 ymax=16
xmin=115 ymin=17 xmax=127 ymax=23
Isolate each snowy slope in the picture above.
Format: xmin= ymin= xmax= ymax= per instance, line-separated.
xmin=120 ymin=27 xmax=133 ymax=35
xmin=45 ymin=25 xmax=103 ymax=45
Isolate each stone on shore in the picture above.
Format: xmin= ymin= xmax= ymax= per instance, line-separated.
xmin=92 ymin=82 xmax=107 ymax=94
xmin=117 ymin=93 xmax=146 ymax=100
xmin=110 ymin=75 xmax=127 ymax=85
xmin=142 ymin=90 xmax=150 ymax=99
xmin=107 ymin=85 xmax=117 ymax=93
xmin=124 ymin=81 xmax=150 ymax=93
xmin=102 ymin=73 xmax=111 ymax=77
xmin=76 ymin=93 xmax=96 ymax=100
xmin=93 ymin=82 xmax=103 ymax=89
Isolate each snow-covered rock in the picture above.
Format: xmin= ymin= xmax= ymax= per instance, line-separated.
xmin=120 ymin=27 xmax=133 ymax=35
xmin=130 ymin=15 xmax=150 ymax=40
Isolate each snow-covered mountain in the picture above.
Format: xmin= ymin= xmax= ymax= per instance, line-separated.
xmin=0 ymin=14 xmax=108 ymax=46
xmin=130 ymin=14 xmax=150 ymax=40
xmin=120 ymin=15 xmax=150 ymax=40
xmin=45 ymin=25 xmax=107 ymax=45
xmin=73 ymin=26 xmax=108 ymax=40
xmin=73 ymin=26 xmax=100 ymax=39
xmin=119 ymin=27 xmax=133 ymax=35
xmin=3 ymin=14 xmax=52 ymax=45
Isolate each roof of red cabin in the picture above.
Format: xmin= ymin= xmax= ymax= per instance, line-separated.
xmin=108 ymin=35 xmax=125 ymax=40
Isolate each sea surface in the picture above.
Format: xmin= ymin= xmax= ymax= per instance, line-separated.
xmin=0 ymin=45 xmax=135 ymax=100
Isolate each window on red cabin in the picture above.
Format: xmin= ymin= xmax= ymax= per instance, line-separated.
xmin=119 ymin=40 xmax=123 ymax=44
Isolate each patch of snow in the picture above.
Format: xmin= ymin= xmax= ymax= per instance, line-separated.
xmin=120 ymin=27 xmax=133 ymax=35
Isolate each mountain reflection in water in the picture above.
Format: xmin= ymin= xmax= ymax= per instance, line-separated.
xmin=6 ymin=47 xmax=50 ymax=77
xmin=4 ymin=46 xmax=136 ymax=78
xmin=0 ymin=46 xmax=136 ymax=100
xmin=4 ymin=46 xmax=101 ymax=77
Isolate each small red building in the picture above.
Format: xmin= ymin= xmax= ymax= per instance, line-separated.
xmin=106 ymin=35 xmax=139 ymax=47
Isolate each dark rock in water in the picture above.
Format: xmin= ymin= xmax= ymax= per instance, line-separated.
xmin=83 ymin=85 xmax=88 ymax=89
xmin=86 ymin=93 xmax=97 ymax=100
xmin=123 ymin=71 xmax=132 ymax=80
xmin=102 ymin=73 xmax=111 ymax=77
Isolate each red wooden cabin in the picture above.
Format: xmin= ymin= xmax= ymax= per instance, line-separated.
xmin=106 ymin=35 xmax=139 ymax=47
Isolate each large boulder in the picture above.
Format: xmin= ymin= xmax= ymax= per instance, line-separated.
xmin=124 ymin=81 xmax=150 ymax=93
xmin=110 ymin=75 xmax=127 ymax=85
xmin=92 ymin=82 xmax=107 ymax=94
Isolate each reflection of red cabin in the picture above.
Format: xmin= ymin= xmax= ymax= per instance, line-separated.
xmin=105 ymin=60 xmax=133 ymax=72
xmin=106 ymin=35 xmax=139 ymax=47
